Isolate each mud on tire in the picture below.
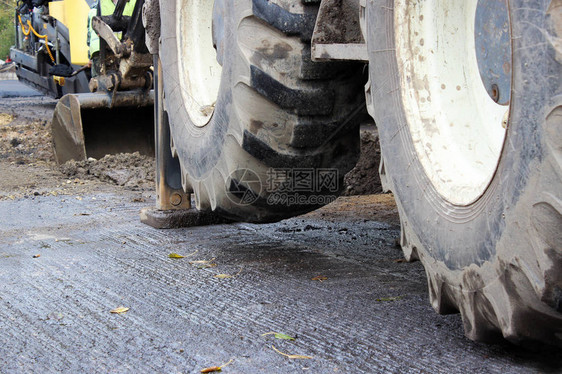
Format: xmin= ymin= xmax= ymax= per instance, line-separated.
xmin=365 ymin=0 xmax=562 ymax=346
xmin=158 ymin=0 xmax=365 ymax=222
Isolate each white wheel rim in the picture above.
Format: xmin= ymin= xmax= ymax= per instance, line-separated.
xmin=394 ymin=0 xmax=510 ymax=206
xmin=177 ymin=0 xmax=222 ymax=127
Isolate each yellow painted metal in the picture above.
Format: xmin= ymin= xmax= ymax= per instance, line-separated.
xmin=53 ymin=76 xmax=65 ymax=86
xmin=49 ymin=0 xmax=91 ymax=65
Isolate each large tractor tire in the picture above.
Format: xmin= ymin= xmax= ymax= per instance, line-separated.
xmin=158 ymin=0 xmax=365 ymax=222
xmin=365 ymin=0 xmax=562 ymax=345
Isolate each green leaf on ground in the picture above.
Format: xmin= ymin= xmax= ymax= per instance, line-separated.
xmin=261 ymin=331 xmax=296 ymax=340
xmin=274 ymin=333 xmax=295 ymax=340
xmin=376 ymin=296 xmax=402 ymax=302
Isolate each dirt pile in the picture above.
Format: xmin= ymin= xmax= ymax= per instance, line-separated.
xmin=0 ymin=115 xmax=52 ymax=164
xmin=0 ymin=92 xmax=153 ymax=200
xmin=59 ymin=152 xmax=155 ymax=191
xmin=343 ymin=126 xmax=382 ymax=196
xmin=0 ymin=91 xmax=382 ymax=198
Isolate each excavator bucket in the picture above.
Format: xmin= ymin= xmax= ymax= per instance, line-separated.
xmin=51 ymin=91 xmax=155 ymax=165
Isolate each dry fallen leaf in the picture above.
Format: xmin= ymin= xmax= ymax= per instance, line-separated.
xmin=201 ymin=359 xmax=233 ymax=373
xmin=214 ymin=268 xmax=243 ymax=279
xmin=110 ymin=306 xmax=130 ymax=314
xmin=200 ymin=366 xmax=221 ymax=373
xmin=311 ymin=275 xmax=328 ymax=282
xmin=190 ymin=258 xmax=217 ymax=269
xmin=189 ymin=258 xmax=215 ymax=265
xmin=214 ymin=274 xmax=232 ymax=279
xmin=393 ymin=258 xmax=406 ymax=263
xmin=271 ymin=345 xmax=312 ymax=359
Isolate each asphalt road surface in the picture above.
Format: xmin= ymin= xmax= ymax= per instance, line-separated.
xmin=0 ymin=80 xmax=560 ymax=373
xmin=1 ymin=191 xmax=561 ymax=373
xmin=0 ymin=80 xmax=42 ymax=98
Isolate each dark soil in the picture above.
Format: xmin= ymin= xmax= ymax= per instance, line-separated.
xmin=59 ymin=152 xmax=155 ymax=191
xmin=343 ymin=125 xmax=382 ymax=196
xmin=0 ymin=90 xmax=382 ymax=200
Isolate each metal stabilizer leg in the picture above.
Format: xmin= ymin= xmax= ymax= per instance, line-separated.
xmin=140 ymin=57 xmax=230 ymax=228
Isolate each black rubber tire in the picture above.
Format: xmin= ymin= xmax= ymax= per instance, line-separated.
xmin=158 ymin=0 xmax=365 ymax=222
xmin=365 ymin=0 xmax=562 ymax=346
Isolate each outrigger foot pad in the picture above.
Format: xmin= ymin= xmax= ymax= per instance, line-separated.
xmin=140 ymin=207 xmax=232 ymax=229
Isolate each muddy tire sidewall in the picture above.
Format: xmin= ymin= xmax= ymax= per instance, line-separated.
xmin=366 ymin=0 xmax=562 ymax=344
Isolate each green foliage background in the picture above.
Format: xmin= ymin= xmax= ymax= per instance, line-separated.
xmin=0 ymin=0 xmax=16 ymax=60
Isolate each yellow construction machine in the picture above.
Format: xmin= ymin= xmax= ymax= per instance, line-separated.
xmin=10 ymin=0 xmax=153 ymax=164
